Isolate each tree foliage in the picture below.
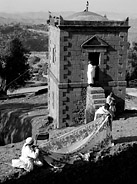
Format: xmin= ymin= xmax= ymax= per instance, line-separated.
xmin=0 ymin=37 xmax=31 ymax=93
xmin=126 ymin=42 xmax=137 ymax=84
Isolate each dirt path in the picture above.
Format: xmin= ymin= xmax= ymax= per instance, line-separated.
xmin=126 ymin=87 xmax=137 ymax=97
xmin=7 ymin=85 xmax=47 ymax=96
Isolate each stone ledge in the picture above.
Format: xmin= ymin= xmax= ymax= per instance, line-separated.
xmin=87 ymin=86 xmax=104 ymax=94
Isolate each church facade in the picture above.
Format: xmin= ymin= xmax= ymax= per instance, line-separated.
xmin=47 ymin=10 xmax=130 ymax=128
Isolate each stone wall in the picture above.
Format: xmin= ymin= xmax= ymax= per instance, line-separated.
xmin=57 ymin=87 xmax=86 ymax=128
xmin=59 ymin=26 xmax=128 ymax=113
xmin=48 ymin=25 xmax=60 ymax=127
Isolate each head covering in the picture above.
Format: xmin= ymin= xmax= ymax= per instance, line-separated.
xmin=25 ymin=137 xmax=34 ymax=145
xmin=104 ymin=103 xmax=110 ymax=110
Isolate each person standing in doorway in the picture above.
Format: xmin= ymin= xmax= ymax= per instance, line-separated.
xmin=87 ymin=60 xmax=96 ymax=87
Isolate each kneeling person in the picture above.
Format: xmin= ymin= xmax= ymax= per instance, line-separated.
xmin=12 ymin=137 xmax=43 ymax=172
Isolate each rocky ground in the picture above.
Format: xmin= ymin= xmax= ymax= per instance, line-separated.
xmin=0 ymin=92 xmax=137 ymax=184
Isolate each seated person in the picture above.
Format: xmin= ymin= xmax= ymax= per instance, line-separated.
xmin=12 ymin=137 xmax=43 ymax=172
xmin=94 ymin=103 xmax=111 ymax=120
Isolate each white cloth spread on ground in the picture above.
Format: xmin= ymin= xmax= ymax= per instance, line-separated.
xmin=40 ymin=115 xmax=112 ymax=167
xmin=12 ymin=116 xmax=112 ymax=170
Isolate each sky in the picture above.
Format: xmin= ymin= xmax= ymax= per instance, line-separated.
xmin=0 ymin=0 xmax=137 ymax=14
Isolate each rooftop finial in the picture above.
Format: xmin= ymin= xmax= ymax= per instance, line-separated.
xmin=86 ymin=1 xmax=89 ymax=12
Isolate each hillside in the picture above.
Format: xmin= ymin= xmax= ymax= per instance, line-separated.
xmin=0 ymin=24 xmax=48 ymax=52
xmin=0 ymin=93 xmax=137 ymax=183
xmin=0 ymin=11 xmax=137 ymax=43
xmin=0 ymin=12 xmax=74 ymax=25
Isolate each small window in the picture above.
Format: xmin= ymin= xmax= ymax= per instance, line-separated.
xmin=52 ymin=91 xmax=54 ymax=109
xmin=52 ymin=46 xmax=56 ymax=63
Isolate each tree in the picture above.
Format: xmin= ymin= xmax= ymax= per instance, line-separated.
xmin=0 ymin=37 xmax=31 ymax=95
xmin=126 ymin=42 xmax=137 ymax=86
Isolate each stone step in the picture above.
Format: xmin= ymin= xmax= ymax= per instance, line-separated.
xmin=88 ymin=93 xmax=105 ymax=99
xmin=87 ymin=86 xmax=104 ymax=94
xmin=93 ymin=98 xmax=106 ymax=104
xmin=86 ymin=86 xmax=106 ymax=111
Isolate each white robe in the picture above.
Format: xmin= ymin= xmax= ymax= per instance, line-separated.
xmin=106 ymin=95 xmax=116 ymax=119
xmin=87 ymin=64 xmax=95 ymax=84
xmin=106 ymin=95 xmax=114 ymax=106
xmin=94 ymin=106 xmax=110 ymax=120
xmin=12 ymin=143 xmax=43 ymax=172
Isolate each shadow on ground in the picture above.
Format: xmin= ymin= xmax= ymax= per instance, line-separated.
xmin=4 ymin=142 xmax=137 ymax=184
xmin=114 ymin=136 xmax=137 ymax=144
xmin=115 ymin=109 xmax=137 ymax=120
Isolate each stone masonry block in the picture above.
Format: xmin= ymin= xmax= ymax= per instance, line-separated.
xmin=63 ymin=70 xmax=69 ymax=75
xmin=118 ymin=58 xmax=124 ymax=64
xmin=59 ymin=106 xmax=67 ymax=113
xmin=62 ymin=42 xmax=69 ymax=47
xmin=60 ymin=31 xmax=69 ymax=37
xmin=117 ymin=73 xmax=124 ymax=80
xmin=119 ymin=32 xmax=127 ymax=37
xmin=108 ymin=81 xmax=117 ymax=87
xmin=118 ymin=81 xmax=126 ymax=86
xmin=87 ymin=86 xmax=104 ymax=94
xmin=115 ymin=45 xmax=121 ymax=50
xmin=61 ymin=96 xmax=68 ymax=101
xmin=85 ymin=107 xmax=94 ymax=123
xmin=119 ymin=49 xmax=127 ymax=56
xmin=112 ymin=86 xmax=126 ymax=99
xmin=90 ymin=93 xmax=105 ymax=99
xmin=93 ymin=98 xmax=106 ymax=104
xmin=60 ymin=74 xmax=66 ymax=82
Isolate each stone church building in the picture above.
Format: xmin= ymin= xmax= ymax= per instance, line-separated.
xmin=47 ymin=8 xmax=130 ymax=128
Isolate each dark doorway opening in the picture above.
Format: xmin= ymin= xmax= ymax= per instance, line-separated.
xmin=88 ymin=52 xmax=100 ymax=65
xmin=88 ymin=52 xmax=100 ymax=82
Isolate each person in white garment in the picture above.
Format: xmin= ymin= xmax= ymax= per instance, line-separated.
xmin=87 ymin=61 xmax=96 ymax=87
xmin=106 ymin=92 xmax=114 ymax=105
xmin=94 ymin=103 xmax=111 ymax=120
xmin=106 ymin=92 xmax=116 ymax=120
xmin=12 ymin=137 xmax=43 ymax=172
